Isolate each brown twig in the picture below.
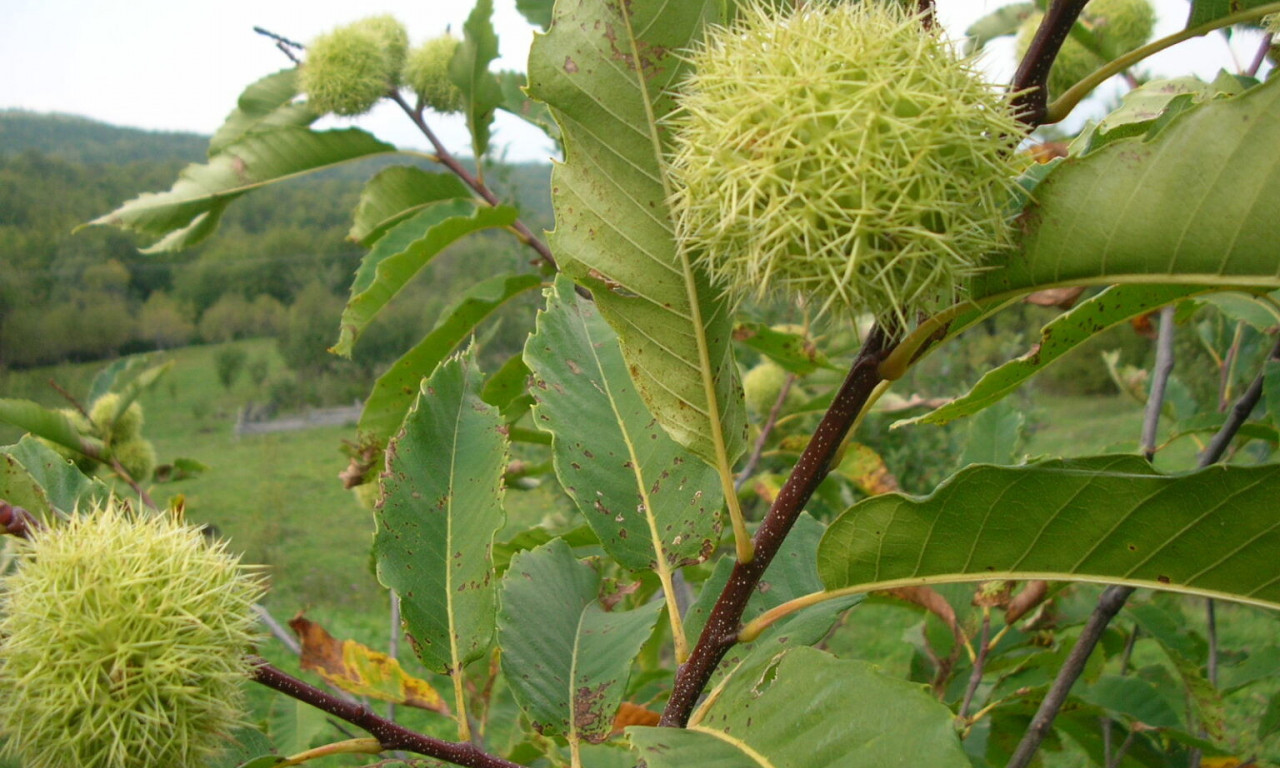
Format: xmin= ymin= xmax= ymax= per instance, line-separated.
xmin=0 ymin=500 xmax=41 ymax=539
xmin=1010 ymin=0 xmax=1091 ymax=126
xmin=1248 ymin=34 xmax=1274 ymax=78
xmin=660 ymin=326 xmax=897 ymax=727
xmin=251 ymin=659 xmax=521 ymax=768
xmin=388 ymin=93 xmax=557 ymax=270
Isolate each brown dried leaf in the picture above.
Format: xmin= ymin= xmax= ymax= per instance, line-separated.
xmin=289 ymin=614 xmax=450 ymax=714
xmin=610 ymin=701 xmax=661 ymax=736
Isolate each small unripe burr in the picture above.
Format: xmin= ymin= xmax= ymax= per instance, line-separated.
xmin=404 ymin=35 xmax=465 ymax=114
xmin=301 ymin=16 xmax=408 ymax=117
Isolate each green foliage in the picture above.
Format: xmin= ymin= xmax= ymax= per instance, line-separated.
xmin=11 ymin=2 xmax=1280 ymax=766
xmin=213 ymin=347 xmax=248 ymax=390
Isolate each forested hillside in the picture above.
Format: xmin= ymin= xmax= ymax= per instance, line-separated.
xmin=0 ymin=110 xmax=552 ymax=381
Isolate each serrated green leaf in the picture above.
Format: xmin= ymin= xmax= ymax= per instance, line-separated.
xmin=86 ymin=128 xmax=397 ymax=252
xmin=1266 ymin=360 xmax=1280 ymax=428
xmin=977 ymin=77 xmax=1280 ymax=301
xmin=209 ymin=68 xmax=318 ymax=156
xmin=87 ymin=356 xmax=148 ymax=405
xmin=496 ymin=70 xmax=559 ymax=143
xmin=374 ymin=349 xmax=507 ymax=673
xmin=819 ymin=456 xmax=1280 ymax=609
xmin=214 ymin=726 xmax=277 ymax=768
xmin=1201 ymin=291 xmax=1280 ymax=331
xmin=1 ymin=437 xmax=109 ymax=515
xmin=358 ymin=273 xmax=541 ymax=444
xmin=732 ymin=322 xmax=831 ymax=375
xmin=497 ymin=539 xmax=661 ymax=742
xmin=481 ymin=353 xmax=534 ymax=422
xmin=1083 ymin=75 xmax=1245 ymax=153
xmin=524 ymin=277 xmax=722 ymax=570
xmin=963 ymin=2 xmax=1035 ymax=54
xmin=333 ymin=202 xmax=518 ymax=357
xmin=267 ymin=696 xmax=328 ymax=754
xmin=0 ymin=450 xmax=53 ymax=521
xmin=1076 ymin=675 xmax=1184 ymax=729
xmin=0 ymin=399 xmax=95 ymax=456
xmin=905 ymin=285 xmax=1206 ymax=426
xmin=348 ymin=166 xmax=470 ymax=247
xmin=628 ymin=648 xmax=968 ymax=767
xmin=515 ymin=0 xmax=554 ymax=29
xmin=959 ymin=399 xmax=1024 ymax=466
xmin=527 ymin=0 xmax=747 ymax=471
xmin=452 ymin=0 xmax=505 ymax=159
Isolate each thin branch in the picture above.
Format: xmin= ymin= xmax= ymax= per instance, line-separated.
xmin=1141 ymin=306 xmax=1176 ymax=461
xmin=1201 ymin=335 xmax=1280 ymax=464
xmin=252 ymin=659 xmax=522 ymax=768
xmin=1010 ymin=0 xmax=1091 ymax=126
xmin=1248 ymin=34 xmax=1274 ymax=78
xmin=660 ymin=326 xmax=897 ymax=727
xmin=388 ymin=93 xmax=557 ymax=270
xmin=959 ymin=612 xmax=992 ymax=720
xmin=1006 ymin=584 xmax=1136 ymax=768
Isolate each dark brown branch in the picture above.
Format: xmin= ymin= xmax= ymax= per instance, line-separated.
xmin=1007 ymin=334 xmax=1280 ymax=767
xmin=251 ymin=659 xmax=522 ymax=768
xmin=660 ymin=326 xmax=897 ymax=727
xmin=389 ymin=93 xmax=557 ymax=271
xmin=1010 ymin=0 xmax=1091 ymax=126
xmin=1141 ymin=306 xmax=1176 ymax=461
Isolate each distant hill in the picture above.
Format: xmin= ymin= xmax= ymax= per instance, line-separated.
xmin=0 ymin=110 xmax=207 ymax=165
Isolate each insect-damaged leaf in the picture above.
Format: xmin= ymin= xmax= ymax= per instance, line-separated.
xmin=526 ymin=0 xmax=747 ymax=470
xmin=497 ymin=539 xmax=661 ymax=743
xmin=289 ymin=614 xmax=449 ymax=713
xmin=374 ymin=349 xmax=507 ymax=673
xmin=524 ymin=277 xmax=722 ymax=570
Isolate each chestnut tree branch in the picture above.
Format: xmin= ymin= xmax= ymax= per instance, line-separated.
xmin=659 ymin=326 xmax=897 ymax=727
xmin=389 ymin=92 xmax=557 ymax=270
xmin=252 ymin=659 xmax=522 ymax=768
xmin=1010 ymin=0 xmax=1090 ymax=126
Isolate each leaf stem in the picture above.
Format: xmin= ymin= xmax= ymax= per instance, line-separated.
xmin=252 ymin=659 xmax=521 ymax=768
xmin=659 ymin=326 xmax=897 ymax=727
xmin=1045 ymin=3 xmax=1280 ymax=124
xmin=281 ymin=738 xmax=383 ymax=766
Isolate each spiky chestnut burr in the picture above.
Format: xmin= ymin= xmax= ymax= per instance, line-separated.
xmin=111 ymin=436 xmax=157 ymax=482
xmin=668 ymin=2 xmax=1024 ymax=325
xmin=0 ymin=502 xmax=265 ymax=768
xmin=301 ymin=16 xmax=407 ymax=116
xmin=88 ymin=392 xmax=144 ymax=442
xmin=404 ymin=35 xmax=465 ymax=114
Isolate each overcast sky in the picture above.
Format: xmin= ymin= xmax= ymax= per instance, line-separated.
xmin=0 ymin=0 xmax=1266 ymax=162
